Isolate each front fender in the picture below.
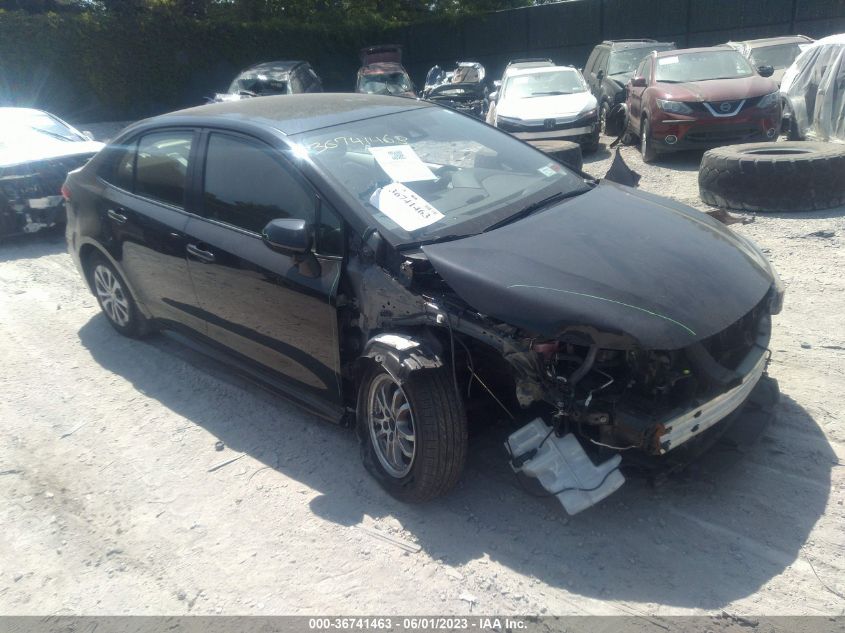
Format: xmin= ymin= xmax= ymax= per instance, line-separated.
xmin=359 ymin=332 xmax=444 ymax=384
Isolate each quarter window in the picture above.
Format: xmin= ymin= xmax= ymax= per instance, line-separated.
xmin=100 ymin=139 xmax=137 ymax=191
xmin=135 ymin=131 xmax=193 ymax=208
xmin=202 ymin=133 xmax=315 ymax=234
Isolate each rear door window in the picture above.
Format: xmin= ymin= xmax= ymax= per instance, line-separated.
xmin=135 ymin=130 xmax=193 ymax=208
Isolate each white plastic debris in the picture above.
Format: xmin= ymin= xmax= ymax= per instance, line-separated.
xmin=506 ymin=418 xmax=625 ymax=515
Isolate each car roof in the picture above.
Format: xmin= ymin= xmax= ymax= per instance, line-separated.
xmin=238 ymin=61 xmax=305 ymax=75
xmin=506 ymin=58 xmax=554 ymax=67
xmin=0 ymin=106 xmax=46 ymax=117
xmin=728 ymin=35 xmax=813 ymax=48
xmin=808 ymin=32 xmax=845 ymax=46
xmin=603 ymin=39 xmax=673 ymax=50
xmin=508 ymin=65 xmax=579 ymax=78
xmin=143 ymin=93 xmax=430 ymax=136
xmin=655 ymin=46 xmax=735 ymax=57
xmin=359 ymin=62 xmax=407 ymax=73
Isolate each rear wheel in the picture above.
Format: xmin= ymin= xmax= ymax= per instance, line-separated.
xmin=357 ymin=364 xmax=467 ymax=502
xmin=640 ymin=118 xmax=658 ymax=163
xmin=89 ymin=255 xmax=150 ymax=338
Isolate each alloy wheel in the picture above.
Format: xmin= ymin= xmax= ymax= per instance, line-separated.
xmin=367 ymin=373 xmax=416 ymax=478
xmin=93 ymin=264 xmax=130 ymax=327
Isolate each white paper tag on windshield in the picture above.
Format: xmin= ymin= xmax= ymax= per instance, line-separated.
xmin=658 ymin=56 xmax=679 ymax=65
xmin=369 ymin=183 xmax=444 ymax=232
xmin=368 ymin=145 xmax=437 ymax=182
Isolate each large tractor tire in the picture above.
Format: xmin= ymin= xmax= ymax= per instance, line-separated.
xmin=699 ymin=142 xmax=845 ymax=212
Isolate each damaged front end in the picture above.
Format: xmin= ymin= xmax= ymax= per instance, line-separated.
xmin=1 ymin=155 xmax=93 ymax=238
xmin=344 ymin=182 xmax=783 ymax=514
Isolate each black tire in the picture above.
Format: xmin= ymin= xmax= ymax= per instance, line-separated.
xmin=88 ymin=254 xmax=150 ymax=338
xmin=699 ymin=142 xmax=845 ymax=212
xmin=582 ymin=127 xmax=601 ymax=154
xmin=357 ymin=364 xmax=467 ymax=502
xmin=640 ymin=118 xmax=658 ymax=163
xmin=599 ymin=101 xmax=611 ymax=134
xmin=527 ymin=139 xmax=583 ymax=171
xmin=604 ymin=103 xmax=627 ymax=139
xmin=781 ymin=99 xmax=803 ymax=140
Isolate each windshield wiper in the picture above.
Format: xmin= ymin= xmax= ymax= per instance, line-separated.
xmin=530 ymin=91 xmax=571 ymax=96
xmin=482 ymin=189 xmax=587 ymax=233
xmin=31 ymin=127 xmax=77 ymax=142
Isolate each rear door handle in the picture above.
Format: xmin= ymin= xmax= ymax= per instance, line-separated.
xmin=186 ymin=243 xmax=216 ymax=263
xmin=107 ymin=208 xmax=127 ymax=224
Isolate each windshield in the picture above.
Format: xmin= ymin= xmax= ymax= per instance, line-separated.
xmin=229 ymin=75 xmax=289 ymax=96
xmin=607 ymin=45 xmax=673 ymax=75
xmin=357 ymin=72 xmax=412 ymax=95
xmin=0 ymin=110 xmax=85 ymax=143
xmin=504 ymin=70 xmax=587 ymax=99
xmin=655 ymin=50 xmax=754 ymax=82
xmin=750 ymin=43 xmax=803 ymax=69
xmin=292 ymin=107 xmax=588 ymax=246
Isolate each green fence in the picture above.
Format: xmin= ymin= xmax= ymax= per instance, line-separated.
xmin=2 ymin=0 xmax=845 ymax=122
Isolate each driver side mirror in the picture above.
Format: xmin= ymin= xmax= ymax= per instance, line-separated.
xmin=489 ymin=91 xmax=498 ymax=103
xmin=262 ymin=218 xmax=312 ymax=256
xmin=631 ymin=76 xmax=647 ymax=88
xmin=757 ymin=65 xmax=775 ymax=78
xmin=262 ymin=218 xmax=321 ymax=277
xmin=82 ymin=130 xmax=95 ymax=141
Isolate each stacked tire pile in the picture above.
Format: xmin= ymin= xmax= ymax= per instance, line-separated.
xmin=699 ymin=142 xmax=845 ymax=212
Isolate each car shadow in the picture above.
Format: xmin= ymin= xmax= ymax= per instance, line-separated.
xmin=753 ymin=205 xmax=845 ymax=220
xmin=78 ymin=316 xmax=834 ymax=610
xmin=0 ymin=229 xmax=67 ymax=262
xmin=582 ymin=143 xmax=613 ymax=163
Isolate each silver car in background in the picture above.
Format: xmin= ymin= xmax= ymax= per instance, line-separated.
xmin=0 ymin=107 xmax=103 ymax=238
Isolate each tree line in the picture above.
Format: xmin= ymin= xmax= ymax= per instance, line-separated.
xmin=0 ymin=0 xmax=543 ymax=22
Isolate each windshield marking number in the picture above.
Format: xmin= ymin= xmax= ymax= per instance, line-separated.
xmin=308 ymin=134 xmax=408 ymax=155
xmin=369 ymin=183 xmax=444 ymax=232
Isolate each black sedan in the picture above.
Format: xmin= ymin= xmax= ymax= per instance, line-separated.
xmin=64 ymin=94 xmax=783 ymax=511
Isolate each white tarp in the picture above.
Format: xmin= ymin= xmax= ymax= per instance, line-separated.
xmin=782 ymin=34 xmax=845 ymax=143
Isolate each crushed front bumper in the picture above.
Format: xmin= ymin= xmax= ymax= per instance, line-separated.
xmin=656 ymin=315 xmax=773 ymax=454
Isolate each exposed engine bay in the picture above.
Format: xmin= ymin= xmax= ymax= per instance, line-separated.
xmin=340 ymin=200 xmax=783 ymax=513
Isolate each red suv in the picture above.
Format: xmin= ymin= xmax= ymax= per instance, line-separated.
xmin=625 ymin=47 xmax=781 ymax=162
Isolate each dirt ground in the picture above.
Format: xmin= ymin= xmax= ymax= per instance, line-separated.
xmin=1 ymin=127 xmax=843 ymax=618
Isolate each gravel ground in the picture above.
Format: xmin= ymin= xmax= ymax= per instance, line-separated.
xmin=0 ymin=128 xmax=843 ymax=617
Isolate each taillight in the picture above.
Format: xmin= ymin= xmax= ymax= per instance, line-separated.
xmin=61 ymin=183 xmax=71 ymax=201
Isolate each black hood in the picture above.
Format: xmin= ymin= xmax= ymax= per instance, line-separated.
xmin=427 ymin=84 xmax=486 ymax=100
xmin=422 ymin=182 xmax=774 ymax=350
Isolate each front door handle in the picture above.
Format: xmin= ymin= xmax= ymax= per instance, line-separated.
xmin=107 ymin=208 xmax=127 ymax=224
xmin=186 ymin=243 xmax=216 ymax=263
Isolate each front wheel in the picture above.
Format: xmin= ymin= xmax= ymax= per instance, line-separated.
xmin=357 ymin=364 xmax=467 ymax=502
xmin=640 ymin=118 xmax=658 ymax=163
xmin=599 ymin=101 xmax=610 ymax=134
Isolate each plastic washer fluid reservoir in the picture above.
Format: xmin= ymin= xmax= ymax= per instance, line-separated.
xmin=506 ymin=418 xmax=626 ymax=515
